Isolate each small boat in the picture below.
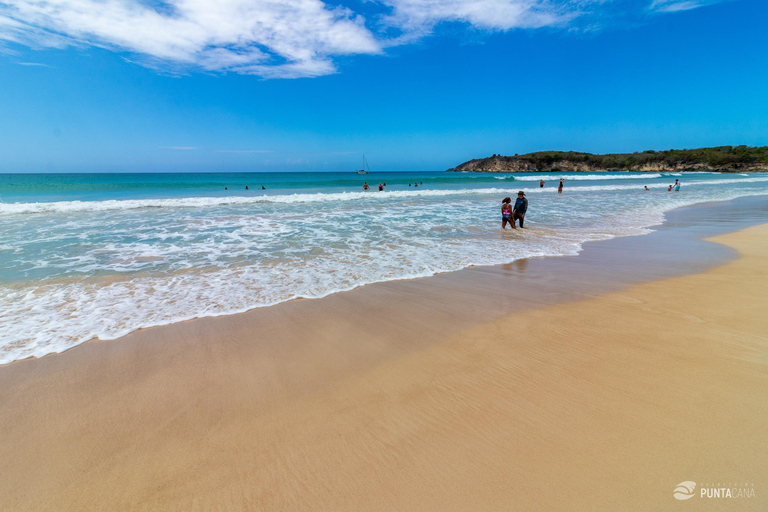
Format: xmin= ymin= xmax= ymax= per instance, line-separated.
xmin=355 ymin=155 xmax=371 ymax=175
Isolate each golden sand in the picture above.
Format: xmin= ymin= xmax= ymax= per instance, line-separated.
xmin=0 ymin=225 xmax=766 ymax=511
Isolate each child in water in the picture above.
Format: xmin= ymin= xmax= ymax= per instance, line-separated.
xmin=501 ymin=197 xmax=514 ymax=230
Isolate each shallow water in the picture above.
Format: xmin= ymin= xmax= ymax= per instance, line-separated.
xmin=1 ymin=170 xmax=767 ymax=363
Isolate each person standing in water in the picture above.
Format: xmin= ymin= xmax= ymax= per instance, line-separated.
xmin=558 ymin=178 xmax=564 ymax=194
xmin=674 ymin=180 xmax=681 ymax=192
xmin=363 ymin=182 xmax=369 ymax=191
xmin=540 ymin=179 xmax=545 ymax=188
xmin=501 ymin=197 xmax=513 ymax=230
xmin=513 ymin=191 xmax=528 ymax=228
xmin=378 ymin=183 xmax=384 ymax=191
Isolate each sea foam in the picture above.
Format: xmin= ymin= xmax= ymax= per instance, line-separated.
xmin=1 ymin=172 xmax=768 ymax=364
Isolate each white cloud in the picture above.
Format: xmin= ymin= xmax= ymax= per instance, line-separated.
xmin=0 ymin=0 xmax=717 ymax=78
xmin=17 ymin=61 xmax=53 ymax=66
xmin=381 ymin=0 xmax=579 ymax=39
xmin=649 ymin=0 xmax=725 ymax=12
xmin=0 ymin=0 xmax=382 ymax=77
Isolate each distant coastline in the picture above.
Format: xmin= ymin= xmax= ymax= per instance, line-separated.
xmin=447 ymin=145 xmax=768 ymax=173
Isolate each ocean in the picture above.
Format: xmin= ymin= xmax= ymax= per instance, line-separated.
xmin=2 ymin=170 xmax=767 ymax=364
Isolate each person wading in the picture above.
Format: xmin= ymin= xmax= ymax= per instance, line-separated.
xmin=501 ymin=197 xmax=513 ymax=230
xmin=513 ymin=190 xmax=528 ymax=228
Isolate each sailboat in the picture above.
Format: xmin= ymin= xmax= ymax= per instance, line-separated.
xmin=355 ymin=154 xmax=371 ymax=175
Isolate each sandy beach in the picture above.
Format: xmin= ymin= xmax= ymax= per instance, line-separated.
xmin=1 ymin=201 xmax=767 ymax=511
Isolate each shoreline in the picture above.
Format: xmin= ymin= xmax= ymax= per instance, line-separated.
xmin=3 ymin=193 xmax=767 ymax=367
xmin=0 ymin=199 xmax=766 ymax=510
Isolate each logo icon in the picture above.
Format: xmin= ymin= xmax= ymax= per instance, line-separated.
xmin=674 ymin=481 xmax=697 ymax=500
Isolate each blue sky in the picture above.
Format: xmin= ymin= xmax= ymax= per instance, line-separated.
xmin=0 ymin=0 xmax=765 ymax=172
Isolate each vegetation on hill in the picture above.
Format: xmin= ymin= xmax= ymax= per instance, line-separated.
xmin=448 ymin=146 xmax=768 ymax=172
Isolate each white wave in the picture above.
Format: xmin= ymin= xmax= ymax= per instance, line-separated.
xmin=2 ymin=183 xmax=768 ymax=364
xmin=513 ymin=173 xmax=662 ymax=181
xmin=0 ymin=220 xmax=648 ymax=364
xmin=3 ymin=176 xmax=768 ymax=215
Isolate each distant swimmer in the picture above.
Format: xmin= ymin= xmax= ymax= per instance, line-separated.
xmin=414 ymin=183 xmax=418 ymax=188
xmin=262 ymin=186 xmax=265 ymax=190
xmin=420 ymin=182 xmax=423 ymax=185
xmin=513 ymin=191 xmax=528 ymax=228
xmin=409 ymin=183 xmax=412 ymax=187
xmin=540 ymin=180 xmax=545 ymax=188
xmin=378 ymin=183 xmax=384 ymax=191
xmin=501 ymin=197 xmax=514 ymax=230
xmin=667 ymin=185 xmax=673 ymax=192
xmin=245 ymin=186 xmax=249 ymax=190
xmin=558 ymin=178 xmax=564 ymax=194
xmin=644 ymin=186 xmax=649 ymax=191
xmin=225 ymin=187 xmax=228 ymax=190
xmin=363 ymin=182 xmax=369 ymax=191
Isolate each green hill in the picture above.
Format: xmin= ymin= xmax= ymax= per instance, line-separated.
xmin=447 ymin=146 xmax=768 ymax=173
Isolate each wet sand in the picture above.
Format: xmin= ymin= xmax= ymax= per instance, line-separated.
xmin=0 ymin=197 xmax=766 ymax=511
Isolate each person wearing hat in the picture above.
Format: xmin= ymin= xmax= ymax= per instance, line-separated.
xmin=513 ymin=190 xmax=528 ymax=228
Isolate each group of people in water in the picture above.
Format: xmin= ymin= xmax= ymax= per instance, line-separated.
xmin=361 ymin=174 xmax=683 ymax=232
xmin=644 ymin=179 xmax=682 ymax=192
xmin=536 ymin=178 xmax=565 ymax=194
xmin=362 ymin=181 xmax=424 ymax=191
xmin=224 ymin=186 xmax=266 ymax=190
xmin=501 ymin=191 xmax=528 ymax=229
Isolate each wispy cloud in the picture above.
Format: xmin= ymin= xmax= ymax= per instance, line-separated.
xmin=381 ymin=0 xmax=582 ymax=41
xmin=17 ymin=61 xmax=51 ymax=67
xmin=214 ymin=149 xmax=273 ymax=154
xmin=159 ymin=146 xmax=197 ymax=150
xmin=649 ymin=0 xmax=727 ymax=12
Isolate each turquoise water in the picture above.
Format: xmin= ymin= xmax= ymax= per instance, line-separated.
xmin=0 ymin=171 xmax=530 ymax=202
xmin=2 ymin=170 xmax=767 ymax=363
